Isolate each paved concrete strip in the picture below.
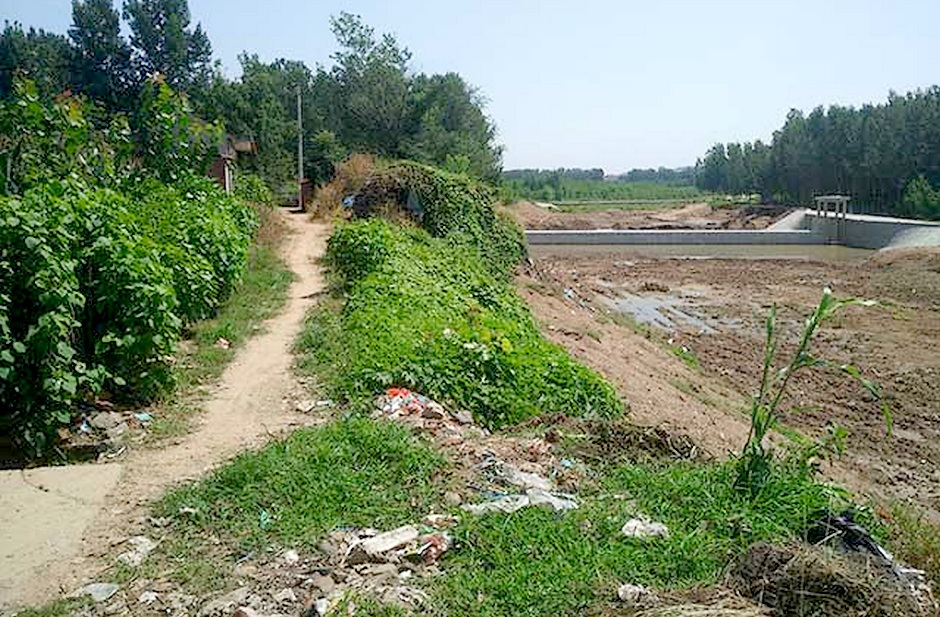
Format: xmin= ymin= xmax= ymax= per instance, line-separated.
xmin=0 ymin=463 xmax=122 ymax=602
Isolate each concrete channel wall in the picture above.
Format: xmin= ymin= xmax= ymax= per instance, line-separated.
xmin=803 ymin=211 xmax=940 ymax=249
xmin=525 ymin=229 xmax=824 ymax=245
xmin=524 ymin=210 xmax=940 ymax=250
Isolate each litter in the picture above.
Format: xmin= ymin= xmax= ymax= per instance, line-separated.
xmin=116 ymin=535 xmax=157 ymax=567
xmin=463 ymin=488 xmax=578 ymax=515
xmin=621 ymin=516 xmax=670 ymax=538
xmin=134 ymin=412 xmax=154 ymax=422
xmin=617 ymin=583 xmax=655 ymax=604
xmin=69 ymin=582 xmax=119 ymax=603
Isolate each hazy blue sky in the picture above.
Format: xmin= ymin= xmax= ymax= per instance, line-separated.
xmin=4 ymin=0 xmax=939 ymax=172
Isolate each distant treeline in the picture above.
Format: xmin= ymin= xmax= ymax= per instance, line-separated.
xmin=695 ymin=87 xmax=940 ymax=219
xmin=1 ymin=3 xmax=502 ymax=187
xmin=502 ymin=166 xmax=697 ymax=202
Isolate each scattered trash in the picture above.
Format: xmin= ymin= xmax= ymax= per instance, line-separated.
xmin=296 ymin=400 xmax=317 ymax=413
xmin=463 ymin=488 xmax=578 ymax=515
xmin=621 ymin=516 xmax=670 ymax=539
xmin=417 ymin=533 xmax=451 ymax=564
xmin=134 ymin=412 xmax=154 ymax=423
xmin=69 ymin=582 xmax=119 ymax=603
xmin=138 ymin=591 xmax=159 ymax=604
xmin=198 ymin=586 xmax=250 ymax=617
xmin=423 ymin=513 xmax=458 ymax=529
xmin=312 ymin=597 xmax=330 ymax=617
xmin=349 ymin=525 xmax=419 ymax=564
xmin=116 ymin=535 xmax=157 ymax=567
xmin=480 ymin=457 xmax=554 ymax=492
xmin=259 ymin=509 xmax=273 ymax=530
xmin=807 ymin=510 xmax=936 ymax=604
xmin=215 ymin=337 xmax=231 ymax=350
xmin=178 ymin=506 xmax=198 ymax=515
xmin=281 ymin=549 xmax=300 ymax=565
xmin=617 ymin=582 xmax=656 ymax=604
xmin=272 ymin=587 xmax=297 ymax=604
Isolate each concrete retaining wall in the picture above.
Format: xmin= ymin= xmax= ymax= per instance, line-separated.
xmin=804 ymin=211 xmax=940 ymax=249
xmin=525 ymin=229 xmax=824 ymax=245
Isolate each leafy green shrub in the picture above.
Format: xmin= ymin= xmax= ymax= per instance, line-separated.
xmin=299 ymin=219 xmax=621 ymax=428
xmin=234 ymin=172 xmax=274 ymax=206
xmin=0 ymin=175 xmax=257 ymax=455
xmin=354 ymin=162 xmax=527 ymax=277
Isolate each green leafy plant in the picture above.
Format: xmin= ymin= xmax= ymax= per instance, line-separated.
xmin=736 ymin=288 xmax=891 ymax=494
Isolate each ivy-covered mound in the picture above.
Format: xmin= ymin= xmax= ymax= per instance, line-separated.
xmin=298 ymin=164 xmax=622 ymax=428
xmin=0 ymin=174 xmax=258 ymax=454
xmin=351 ymin=161 xmax=527 ymax=278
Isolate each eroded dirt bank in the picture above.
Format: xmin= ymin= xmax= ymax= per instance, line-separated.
xmin=518 ymin=248 xmax=940 ymax=521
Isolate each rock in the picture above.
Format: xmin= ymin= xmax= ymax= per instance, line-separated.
xmin=89 ymin=412 xmax=124 ymax=431
xmin=617 ymin=583 xmax=655 ymax=604
xmin=357 ymin=563 xmax=399 ymax=580
xmin=421 ymin=407 xmax=445 ymax=420
xmin=621 ymin=517 xmax=670 ymax=539
xmin=313 ymin=598 xmax=329 ymax=617
xmin=106 ymin=422 xmax=128 ymax=441
xmin=444 ymin=491 xmax=463 ymax=506
xmin=281 ymin=549 xmax=300 ymax=565
xmin=117 ymin=535 xmax=157 ymax=567
xmin=451 ymin=409 xmax=474 ymax=425
xmin=295 ymin=400 xmax=316 ymax=413
xmin=309 ymin=574 xmax=335 ymax=595
xmin=199 ymin=587 xmax=250 ymax=617
xmin=70 ymin=582 xmax=119 ymax=603
xmin=233 ymin=607 xmax=259 ymax=617
xmin=272 ymin=588 xmax=297 ymax=604
xmin=138 ymin=591 xmax=159 ymax=605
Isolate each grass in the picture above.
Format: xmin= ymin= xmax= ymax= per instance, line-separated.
xmin=431 ymin=461 xmax=845 ymax=617
xmin=296 ymin=220 xmax=623 ymax=429
xmin=150 ymin=241 xmax=294 ymax=439
xmin=157 ymin=417 xmax=445 ymax=551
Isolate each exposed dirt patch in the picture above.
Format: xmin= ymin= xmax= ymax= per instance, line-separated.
xmin=508 ymin=201 xmax=791 ymax=230
xmin=1 ymin=210 xmax=331 ymax=609
xmin=520 ymin=249 xmax=940 ymax=521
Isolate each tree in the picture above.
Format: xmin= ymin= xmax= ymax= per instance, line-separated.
xmin=0 ymin=22 xmax=72 ymax=99
xmin=123 ymin=0 xmax=212 ymax=91
xmin=326 ymin=12 xmax=412 ymax=156
xmin=69 ymin=0 xmax=133 ymax=108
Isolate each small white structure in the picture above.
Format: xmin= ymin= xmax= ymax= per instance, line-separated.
xmin=814 ymin=195 xmax=850 ymax=242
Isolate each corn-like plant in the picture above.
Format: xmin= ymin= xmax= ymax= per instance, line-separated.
xmin=736 ymin=288 xmax=891 ymax=494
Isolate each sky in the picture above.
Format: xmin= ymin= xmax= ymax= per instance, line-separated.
xmin=3 ymin=0 xmax=940 ymax=173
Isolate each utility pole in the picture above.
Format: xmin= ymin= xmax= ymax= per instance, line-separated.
xmin=296 ymin=84 xmax=304 ymax=211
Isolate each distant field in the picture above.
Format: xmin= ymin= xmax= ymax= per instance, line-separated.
xmin=504 ymin=178 xmax=704 ymax=203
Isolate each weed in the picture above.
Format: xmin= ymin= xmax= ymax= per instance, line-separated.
xmin=670 ymin=343 xmax=700 ymax=369
xmin=736 ymin=288 xmax=890 ymax=494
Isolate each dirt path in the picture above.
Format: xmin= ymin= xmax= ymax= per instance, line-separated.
xmin=1 ymin=210 xmax=330 ymax=609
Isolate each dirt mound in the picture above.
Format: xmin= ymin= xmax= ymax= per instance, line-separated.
xmin=508 ymin=201 xmax=791 ymax=231
xmin=729 ymin=543 xmax=933 ymax=617
xmin=866 ymin=247 xmax=940 ymax=271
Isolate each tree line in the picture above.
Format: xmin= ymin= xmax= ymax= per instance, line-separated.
xmin=501 ymin=166 xmax=697 ymax=202
xmin=695 ymin=88 xmax=940 ymax=219
xmin=0 ymin=2 xmax=503 ymax=189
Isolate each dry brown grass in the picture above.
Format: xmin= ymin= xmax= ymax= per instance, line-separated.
xmin=311 ymin=153 xmax=376 ymax=220
xmin=253 ymin=203 xmax=290 ymax=249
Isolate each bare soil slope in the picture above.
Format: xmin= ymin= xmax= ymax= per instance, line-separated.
xmin=519 ymin=248 xmax=940 ymax=521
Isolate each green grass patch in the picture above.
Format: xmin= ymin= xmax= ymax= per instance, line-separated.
xmin=296 ymin=219 xmax=623 ymax=428
xmin=433 ymin=462 xmax=846 ymax=616
xmin=158 ymin=417 xmax=445 ymax=551
xmin=150 ymin=243 xmax=294 ymax=439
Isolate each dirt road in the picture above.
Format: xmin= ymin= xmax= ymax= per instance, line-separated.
xmin=0 ymin=209 xmax=330 ymax=608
